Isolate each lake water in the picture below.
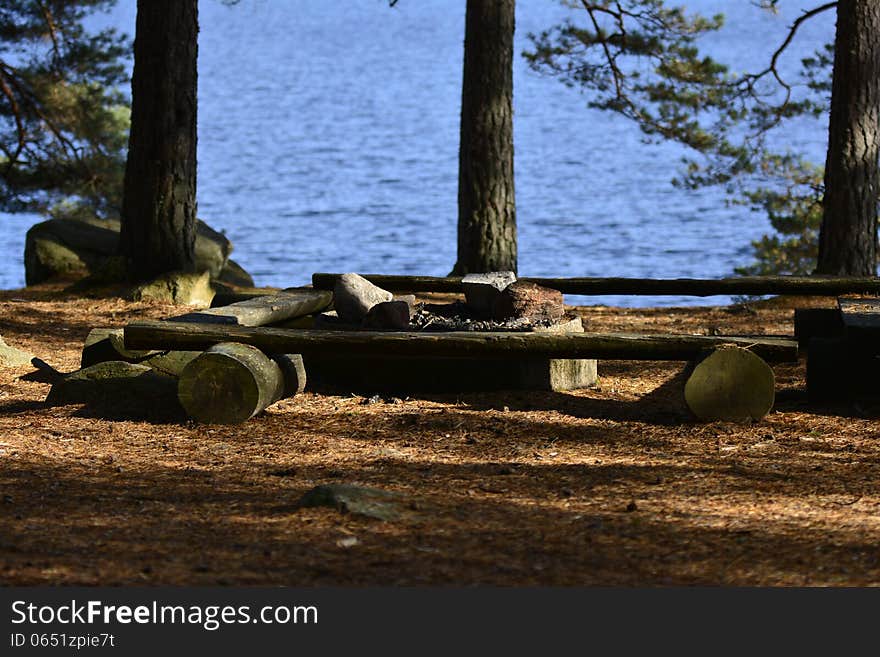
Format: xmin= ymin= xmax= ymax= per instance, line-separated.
xmin=0 ymin=0 xmax=835 ymax=306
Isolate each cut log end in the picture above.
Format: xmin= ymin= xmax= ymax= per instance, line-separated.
xmin=684 ymin=345 xmax=775 ymax=422
xmin=178 ymin=342 xmax=285 ymax=424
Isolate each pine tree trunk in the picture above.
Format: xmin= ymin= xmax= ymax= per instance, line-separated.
xmin=119 ymin=0 xmax=198 ymax=282
xmin=451 ymin=0 xmax=517 ymax=276
xmin=817 ymin=0 xmax=880 ymax=276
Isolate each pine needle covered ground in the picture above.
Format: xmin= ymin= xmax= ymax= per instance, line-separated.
xmin=1 ymin=286 xmax=878 ymax=586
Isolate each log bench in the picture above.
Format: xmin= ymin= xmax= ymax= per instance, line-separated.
xmin=124 ymin=320 xmax=798 ymax=424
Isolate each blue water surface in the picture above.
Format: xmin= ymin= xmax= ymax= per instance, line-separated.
xmin=0 ymin=1 xmax=834 ymax=306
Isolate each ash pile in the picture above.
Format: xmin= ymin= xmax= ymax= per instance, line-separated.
xmin=327 ymin=271 xmax=580 ymax=333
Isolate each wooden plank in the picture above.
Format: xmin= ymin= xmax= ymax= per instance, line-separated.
xmin=312 ymin=272 xmax=880 ymax=297
xmin=124 ymin=321 xmax=798 ymax=362
xmin=169 ymin=290 xmax=332 ymax=327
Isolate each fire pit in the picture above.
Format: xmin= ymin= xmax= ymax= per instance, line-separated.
xmin=303 ymin=273 xmax=598 ymax=394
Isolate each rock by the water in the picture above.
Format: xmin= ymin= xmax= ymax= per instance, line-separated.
xmin=333 ymin=273 xmax=393 ymax=323
xmin=0 ymin=334 xmax=34 ymax=367
xmin=129 ymin=271 xmax=215 ymax=307
xmin=492 ymin=281 xmax=565 ymax=323
xmin=362 ymin=300 xmax=411 ymax=330
xmin=462 ymin=271 xmax=516 ymax=318
xmin=296 ymin=484 xmax=411 ymax=522
xmin=24 ymin=217 xmax=240 ymax=285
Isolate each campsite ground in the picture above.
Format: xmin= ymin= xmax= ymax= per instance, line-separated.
xmin=1 ymin=285 xmax=878 ymax=586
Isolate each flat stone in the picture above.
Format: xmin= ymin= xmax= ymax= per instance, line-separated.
xmin=129 ymin=271 xmax=215 ymax=307
xmin=493 ymin=281 xmax=565 ymax=323
xmin=361 ymin=300 xmax=411 ymax=330
xmin=333 ymin=273 xmax=393 ymax=323
xmin=462 ymin=271 xmax=516 ymax=318
xmin=0 ymin=334 xmax=34 ymax=367
xmin=296 ymin=484 xmax=411 ymax=522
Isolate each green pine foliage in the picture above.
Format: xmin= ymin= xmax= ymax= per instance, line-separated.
xmin=0 ymin=0 xmax=129 ymax=219
xmin=525 ymin=0 xmax=845 ymax=275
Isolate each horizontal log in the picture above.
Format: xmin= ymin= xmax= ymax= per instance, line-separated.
xmin=125 ymin=321 xmax=798 ymax=362
xmin=312 ymin=273 xmax=880 ymax=297
xmin=169 ymin=290 xmax=332 ymax=327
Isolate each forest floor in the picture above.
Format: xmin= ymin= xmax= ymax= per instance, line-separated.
xmin=1 ymin=284 xmax=879 ymax=586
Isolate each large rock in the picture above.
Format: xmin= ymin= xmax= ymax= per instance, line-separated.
xmin=129 ymin=271 xmax=215 ymax=307
xmin=333 ymin=273 xmax=393 ymax=323
xmin=0 ymin=334 xmax=34 ymax=367
xmin=24 ymin=217 xmax=240 ymax=285
xmin=462 ymin=271 xmax=516 ymax=318
xmin=492 ymin=281 xmax=565 ymax=323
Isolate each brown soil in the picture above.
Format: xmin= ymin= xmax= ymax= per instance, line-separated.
xmin=1 ymin=285 xmax=879 ymax=586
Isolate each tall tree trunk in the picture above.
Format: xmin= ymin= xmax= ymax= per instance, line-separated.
xmin=817 ymin=0 xmax=880 ymax=276
xmin=451 ymin=0 xmax=517 ymax=276
xmin=119 ymin=0 xmax=198 ymax=282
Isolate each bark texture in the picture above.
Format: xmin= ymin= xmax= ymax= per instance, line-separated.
xmin=818 ymin=0 xmax=880 ymax=275
xmin=119 ymin=0 xmax=199 ymax=281
xmin=452 ymin=0 xmax=517 ymax=275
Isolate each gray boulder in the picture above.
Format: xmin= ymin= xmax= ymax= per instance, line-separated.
xmin=24 ymin=217 xmax=241 ymax=285
xmin=333 ymin=273 xmax=393 ymax=323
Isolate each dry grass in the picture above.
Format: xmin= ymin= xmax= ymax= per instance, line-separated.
xmin=1 ymin=285 xmax=879 ymax=586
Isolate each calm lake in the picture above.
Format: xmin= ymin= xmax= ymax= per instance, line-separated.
xmin=0 ymin=1 xmax=834 ymax=305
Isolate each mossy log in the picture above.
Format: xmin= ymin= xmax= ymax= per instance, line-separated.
xmin=125 ymin=321 xmax=798 ymax=362
xmin=312 ymin=272 xmax=880 ymax=297
xmin=683 ymin=346 xmax=775 ymax=422
xmin=177 ymin=343 xmax=303 ymax=424
xmin=47 ymin=361 xmax=178 ymax=405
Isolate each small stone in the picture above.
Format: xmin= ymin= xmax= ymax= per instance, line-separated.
xmin=462 ymin=271 xmax=516 ymax=318
xmin=333 ymin=273 xmax=393 ymax=323
xmin=296 ymin=484 xmax=411 ymax=522
xmin=361 ymin=300 xmax=411 ymax=330
xmin=492 ymin=281 xmax=565 ymax=323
